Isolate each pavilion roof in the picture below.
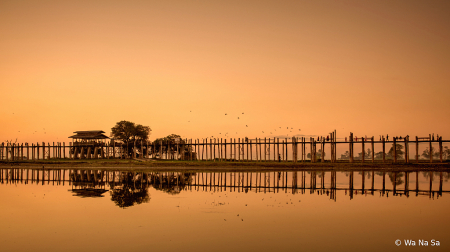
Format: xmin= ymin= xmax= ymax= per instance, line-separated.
xmin=69 ymin=130 xmax=109 ymax=139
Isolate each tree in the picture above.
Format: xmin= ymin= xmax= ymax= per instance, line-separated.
xmin=152 ymin=134 xmax=194 ymax=159
xmin=387 ymin=144 xmax=404 ymax=160
xmin=111 ymin=120 xmax=151 ymax=144
xmin=421 ymin=147 xmax=440 ymax=159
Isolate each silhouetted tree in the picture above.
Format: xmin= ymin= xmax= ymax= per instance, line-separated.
xmin=111 ymin=120 xmax=151 ymax=144
xmin=387 ymin=144 xmax=404 ymax=160
xmin=421 ymin=147 xmax=440 ymax=159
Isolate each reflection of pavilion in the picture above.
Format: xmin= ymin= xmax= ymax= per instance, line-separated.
xmin=68 ymin=169 xmax=108 ymax=198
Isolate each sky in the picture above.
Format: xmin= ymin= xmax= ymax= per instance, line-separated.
xmin=1 ymin=0 xmax=449 ymax=144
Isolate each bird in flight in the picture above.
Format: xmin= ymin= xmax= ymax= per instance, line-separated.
xmin=238 ymin=117 xmax=239 ymax=119
xmin=225 ymin=113 xmax=227 ymax=115
xmin=246 ymin=125 xmax=248 ymax=127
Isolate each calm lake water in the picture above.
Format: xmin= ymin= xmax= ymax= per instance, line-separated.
xmin=1 ymin=167 xmax=449 ymax=252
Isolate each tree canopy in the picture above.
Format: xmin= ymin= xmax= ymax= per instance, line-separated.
xmin=111 ymin=120 xmax=151 ymax=143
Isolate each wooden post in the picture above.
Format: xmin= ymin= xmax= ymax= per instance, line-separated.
xmin=429 ymin=134 xmax=432 ymax=163
xmin=405 ymin=136 xmax=409 ymax=163
xmin=190 ymin=139 xmax=193 ymax=161
xmin=349 ymin=133 xmax=353 ymax=163
xmin=210 ymin=138 xmax=213 ymax=161
xmin=36 ymin=143 xmax=39 ymax=160
xmin=277 ymin=138 xmax=280 ymax=162
xmin=393 ymin=137 xmax=397 ymax=163
xmin=6 ymin=143 xmax=9 ymax=161
xmin=224 ymin=139 xmax=227 ymax=161
xmin=321 ymin=139 xmax=324 ymax=163
xmin=159 ymin=140 xmax=162 ymax=160
xmin=259 ymin=138 xmax=262 ymax=162
xmin=87 ymin=147 xmax=92 ymax=159
xmin=237 ymin=138 xmax=240 ymax=162
xmin=362 ymin=137 xmax=365 ymax=163
xmin=26 ymin=143 xmax=29 ymax=160
xmin=439 ymin=136 xmax=443 ymax=163
xmin=140 ymin=140 xmax=144 ymax=159
xmin=201 ymin=139 xmax=204 ymax=161
xmin=21 ymin=143 xmax=24 ymax=160
xmin=93 ymin=147 xmax=98 ymax=159
xmin=382 ymin=136 xmax=385 ymax=163
xmin=80 ymin=147 xmax=85 ymax=159
xmin=371 ymin=137 xmax=374 ymax=163
xmin=264 ymin=138 xmax=267 ymax=162
xmin=415 ymin=136 xmax=419 ymax=163
xmin=285 ymin=138 xmax=288 ymax=161
xmin=250 ymin=139 xmax=252 ymax=161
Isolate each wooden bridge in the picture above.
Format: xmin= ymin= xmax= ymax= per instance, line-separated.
xmin=1 ymin=132 xmax=449 ymax=163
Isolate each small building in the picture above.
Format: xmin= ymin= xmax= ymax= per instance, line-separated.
xmin=69 ymin=131 xmax=109 ymax=154
xmin=69 ymin=130 xmax=109 ymax=143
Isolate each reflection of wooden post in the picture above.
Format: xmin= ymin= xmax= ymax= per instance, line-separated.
xmin=429 ymin=171 xmax=433 ymax=198
xmin=362 ymin=171 xmax=365 ymax=191
xmin=405 ymin=172 xmax=409 ymax=197
xmin=382 ymin=172 xmax=385 ymax=193
xmin=393 ymin=172 xmax=397 ymax=195
xmin=415 ymin=171 xmax=419 ymax=193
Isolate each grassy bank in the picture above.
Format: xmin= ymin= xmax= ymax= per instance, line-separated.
xmin=0 ymin=158 xmax=449 ymax=172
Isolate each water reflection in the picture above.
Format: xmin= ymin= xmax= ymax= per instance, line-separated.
xmin=1 ymin=168 xmax=449 ymax=206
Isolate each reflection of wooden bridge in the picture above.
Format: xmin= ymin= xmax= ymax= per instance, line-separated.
xmin=1 ymin=168 xmax=448 ymax=201
xmin=1 ymin=132 xmax=449 ymax=163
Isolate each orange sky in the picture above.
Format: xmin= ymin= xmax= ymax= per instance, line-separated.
xmin=1 ymin=0 xmax=449 ymax=144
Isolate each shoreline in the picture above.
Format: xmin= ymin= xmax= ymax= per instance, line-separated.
xmin=1 ymin=159 xmax=449 ymax=172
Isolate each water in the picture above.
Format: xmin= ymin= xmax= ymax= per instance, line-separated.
xmin=1 ymin=168 xmax=449 ymax=252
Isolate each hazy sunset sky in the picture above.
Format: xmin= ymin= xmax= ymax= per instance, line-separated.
xmin=1 ymin=0 xmax=449 ymax=143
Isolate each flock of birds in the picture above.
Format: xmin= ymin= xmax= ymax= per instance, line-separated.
xmin=187 ymin=110 xmax=302 ymax=139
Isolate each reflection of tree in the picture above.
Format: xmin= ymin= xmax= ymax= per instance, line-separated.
xmin=387 ymin=172 xmax=404 ymax=186
xmin=151 ymin=173 xmax=194 ymax=195
xmin=110 ymin=172 xmax=150 ymax=208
